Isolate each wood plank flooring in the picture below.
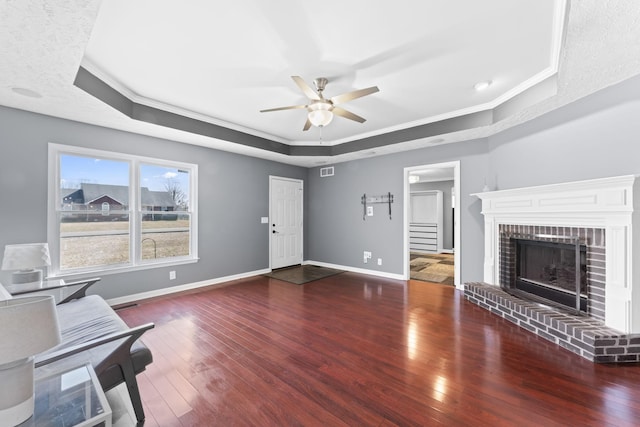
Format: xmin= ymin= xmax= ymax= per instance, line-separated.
xmin=116 ymin=272 xmax=640 ymax=426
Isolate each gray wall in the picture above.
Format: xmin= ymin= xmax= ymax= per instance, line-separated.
xmin=410 ymin=180 xmax=454 ymax=250
xmin=0 ymin=106 xmax=307 ymax=299
xmin=487 ymin=75 xmax=640 ymax=190
xmin=307 ymin=141 xmax=489 ymax=283
xmin=2 ymin=70 xmax=640 ymax=298
xmin=306 ymin=72 xmax=640 ymax=285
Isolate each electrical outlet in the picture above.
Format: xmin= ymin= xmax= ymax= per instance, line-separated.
xmin=366 ymin=206 xmax=374 ymax=216
xmin=377 ymin=258 xmax=382 ymax=266
xmin=169 ymin=270 xmax=176 ymax=280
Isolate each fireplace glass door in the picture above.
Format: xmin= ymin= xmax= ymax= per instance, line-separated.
xmin=514 ymin=239 xmax=587 ymax=312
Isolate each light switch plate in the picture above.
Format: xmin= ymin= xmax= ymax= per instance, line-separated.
xmin=367 ymin=206 xmax=373 ymax=216
xmin=261 ymin=217 xmax=268 ymax=223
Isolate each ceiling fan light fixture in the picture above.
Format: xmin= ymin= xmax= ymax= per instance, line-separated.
xmin=308 ymin=102 xmax=334 ymax=127
xmin=261 ymin=76 xmax=378 ymax=130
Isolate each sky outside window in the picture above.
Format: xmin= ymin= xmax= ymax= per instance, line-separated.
xmin=60 ymin=155 xmax=190 ymax=196
xmin=60 ymin=154 xmax=129 ymax=188
xmin=140 ymin=164 xmax=190 ymax=199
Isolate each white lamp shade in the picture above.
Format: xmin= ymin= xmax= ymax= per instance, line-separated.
xmin=0 ymin=296 xmax=61 ymax=363
xmin=1 ymin=244 xmax=51 ymax=271
xmin=308 ymin=102 xmax=334 ymax=127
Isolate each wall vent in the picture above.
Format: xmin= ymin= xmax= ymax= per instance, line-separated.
xmin=320 ymin=166 xmax=334 ymax=177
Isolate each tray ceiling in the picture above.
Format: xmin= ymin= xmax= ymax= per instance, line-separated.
xmin=2 ymin=1 xmax=640 ymax=166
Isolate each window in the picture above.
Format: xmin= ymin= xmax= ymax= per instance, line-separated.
xmin=48 ymin=144 xmax=198 ymax=275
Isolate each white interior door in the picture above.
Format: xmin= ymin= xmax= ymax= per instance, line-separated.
xmin=270 ymin=176 xmax=303 ymax=269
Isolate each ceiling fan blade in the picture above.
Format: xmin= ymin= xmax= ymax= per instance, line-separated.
xmin=330 ymin=86 xmax=379 ymax=105
xmin=292 ymin=76 xmax=321 ymax=100
xmin=260 ymin=104 xmax=307 ymax=113
xmin=332 ymin=107 xmax=366 ymax=123
xmin=303 ymin=118 xmax=312 ymax=131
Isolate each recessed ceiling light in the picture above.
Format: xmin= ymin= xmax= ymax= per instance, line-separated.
xmin=11 ymin=87 xmax=42 ymax=98
xmin=473 ymin=80 xmax=492 ymax=91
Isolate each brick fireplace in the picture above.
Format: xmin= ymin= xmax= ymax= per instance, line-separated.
xmin=467 ymin=175 xmax=640 ymax=362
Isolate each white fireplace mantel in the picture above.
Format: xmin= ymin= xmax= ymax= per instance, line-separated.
xmin=473 ymin=175 xmax=640 ymax=333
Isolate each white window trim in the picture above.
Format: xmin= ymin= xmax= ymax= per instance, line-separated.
xmin=47 ymin=143 xmax=198 ymax=277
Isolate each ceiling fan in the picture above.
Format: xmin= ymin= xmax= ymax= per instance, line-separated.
xmin=260 ymin=76 xmax=379 ymax=131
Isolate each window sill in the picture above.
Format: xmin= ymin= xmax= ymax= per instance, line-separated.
xmin=48 ymin=258 xmax=199 ymax=281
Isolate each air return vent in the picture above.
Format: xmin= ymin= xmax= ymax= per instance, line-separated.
xmin=320 ymin=166 xmax=334 ymax=177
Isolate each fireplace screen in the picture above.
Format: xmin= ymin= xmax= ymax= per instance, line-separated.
xmin=512 ymin=238 xmax=587 ymax=312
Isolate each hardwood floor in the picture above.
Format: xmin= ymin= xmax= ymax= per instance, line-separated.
xmin=116 ymin=273 xmax=640 ymax=426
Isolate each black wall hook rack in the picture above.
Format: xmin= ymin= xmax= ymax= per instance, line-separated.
xmin=361 ymin=192 xmax=394 ymax=220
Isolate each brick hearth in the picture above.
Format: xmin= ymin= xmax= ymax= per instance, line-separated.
xmin=465 ymin=282 xmax=640 ymax=362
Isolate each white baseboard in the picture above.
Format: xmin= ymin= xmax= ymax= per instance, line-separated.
xmin=106 ymin=268 xmax=271 ymax=306
xmin=303 ymin=260 xmax=405 ymax=281
xmin=107 ymin=262 xmax=406 ymax=306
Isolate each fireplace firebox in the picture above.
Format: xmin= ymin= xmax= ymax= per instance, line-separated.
xmin=503 ymin=235 xmax=588 ymax=313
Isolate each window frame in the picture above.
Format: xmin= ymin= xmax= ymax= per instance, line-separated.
xmin=48 ymin=143 xmax=198 ymax=278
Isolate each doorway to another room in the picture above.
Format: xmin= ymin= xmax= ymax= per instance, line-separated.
xmin=403 ymin=161 xmax=460 ymax=287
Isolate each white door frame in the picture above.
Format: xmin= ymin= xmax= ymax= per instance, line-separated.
xmin=269 ymin=176 xmax=304 ymax=270
xmin=403 ymin=161 xmax=461 ymax=288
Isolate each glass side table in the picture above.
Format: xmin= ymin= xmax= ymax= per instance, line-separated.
xmin=5 ymin=279 xmax=67 ymax=296
xmin=19 ymin=363 xmax=112 ymax=427
xmin=7 ymin=278 xmax=100 ymax=305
